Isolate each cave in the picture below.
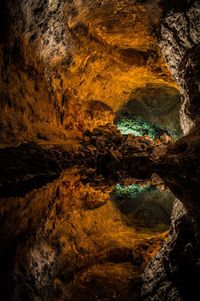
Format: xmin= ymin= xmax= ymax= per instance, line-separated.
xmin=0 ymin=1 xmax=200 ymax=301
xmin=115 ymin=84 xmax=183 ymax=139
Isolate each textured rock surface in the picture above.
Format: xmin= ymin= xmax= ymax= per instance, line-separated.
xmin=159 ymin=0 xmax=200 ymax=134
xmin=0 ymin=0 xmax=177 ymax=143
xmin=141 ymin=1 xmax=200 ymax=300
xmin=142 ymin=200 xmax=200 ymax=301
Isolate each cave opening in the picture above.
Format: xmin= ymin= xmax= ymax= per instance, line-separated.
xmin=115 ymin=84 xmax=183 ymax=140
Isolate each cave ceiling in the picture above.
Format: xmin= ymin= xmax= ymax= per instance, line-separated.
xmin=0 ymin=0 xmax=179 ymax=143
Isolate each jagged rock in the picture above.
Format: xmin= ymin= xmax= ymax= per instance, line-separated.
xmin=141 ymin=1 xmax=200 ymax=300
xmin=0 ymin=0 xmax=176 ymax=143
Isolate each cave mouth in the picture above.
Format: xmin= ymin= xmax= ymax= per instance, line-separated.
xmin=115 ymin=83 xmax=183 ymax=140
xmin=111 ymin=182 xmax=175 ymax=232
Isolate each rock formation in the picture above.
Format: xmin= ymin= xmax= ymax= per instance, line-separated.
xmin=0 ymin=0 xmax=200 ymax=301
xmin=0 ymin=0 xmax=178 ymax=143
xmin=141 ymin=1 xmax=200 ymax=300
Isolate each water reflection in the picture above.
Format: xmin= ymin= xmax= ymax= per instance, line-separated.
xmin=111 ymin=183 xmax=174 ymax=231
xmin=0 ymin=167 xmax=169 ymax=301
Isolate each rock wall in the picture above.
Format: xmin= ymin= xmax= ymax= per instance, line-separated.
xmin=0 ymin=0 xmax=176 ymax=144
xmin=159 ymin=0 xmax=200 ymax=134
xmin=142 ymin=198 xmax=200 ymax=301
xmin=141 ymin=1 xmax=200 ymax=300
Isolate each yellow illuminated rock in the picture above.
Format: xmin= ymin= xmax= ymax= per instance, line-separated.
xmin=0 ymin=0 xmax=178 ymax=143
